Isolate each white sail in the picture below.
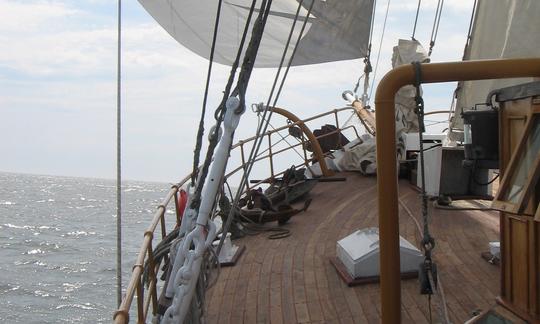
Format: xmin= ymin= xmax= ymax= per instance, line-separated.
xmin=450 ymin=0 xmax=540 ymax=139
xmin=138 ymin=0 xmax=374 ymax=67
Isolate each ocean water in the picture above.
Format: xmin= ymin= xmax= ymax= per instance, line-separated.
xmin=0 ymin=172 xmax=176 ymax=323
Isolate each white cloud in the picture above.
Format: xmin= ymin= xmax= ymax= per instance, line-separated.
xmin=0 ymin=0 xmax=477 ymax=181
xmin=0 ymin=0 xmax=79 ymax=32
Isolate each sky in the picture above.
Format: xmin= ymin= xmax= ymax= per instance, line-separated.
xmin=0 ymin=0 xmax=475 ymax=182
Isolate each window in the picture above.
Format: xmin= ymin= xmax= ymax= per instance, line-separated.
xmin=493 ymin=110 xmax=540 ymax=215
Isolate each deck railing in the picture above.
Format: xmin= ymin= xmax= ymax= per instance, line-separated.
xmin=113 ymin=106 xmax=364 ymax=323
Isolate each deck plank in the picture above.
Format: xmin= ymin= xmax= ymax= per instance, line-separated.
xmin=205 ymin=173 xmax=500 ymax=323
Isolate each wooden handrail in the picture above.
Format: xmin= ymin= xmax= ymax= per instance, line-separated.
xmin=114 ymin=105 xmax=365 ymax=323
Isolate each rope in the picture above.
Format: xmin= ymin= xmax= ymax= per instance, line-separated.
xmin=368 ymin=0 xmax=391 ymax=103
xmin=253 ymin=109 xmax=305 ymax=162
xmin=189 ymin=0 xmax=258 ymax=211
xmin=428 ymin=0 xmax=444 ymax=56
xmin=115 ymin=0 xmax=122 ymax=308
xmin=398 ymin=197 xmax=450 ymax=324
xmin=462 ymin=0 xmax=478 ymax=60
xmin=192 ymin=0 xmax=224 ymax=185
xmin=353 ymin=0 xmax=377 ymax=98
xmin=221 ymin=181 xmax=291 ymax=240
xmin=255 ymin=122 xmax=305 ymax=162
xmin=471 ymin=162 xmax=500 ymax=186
xmin=216 ymin=0 xmax=314 ymax=256
xmin=411 ymin=0 xmax=422 ymax=40
xmin=230 ymin=0 xmax=273 ymax=108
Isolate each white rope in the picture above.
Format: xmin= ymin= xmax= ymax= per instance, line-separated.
xmin=115 ymin=0 xmax=122 ymax=308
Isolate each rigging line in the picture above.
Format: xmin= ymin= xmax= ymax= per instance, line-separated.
xmin=237 ymin=0 xmax=304 ymax=186
xmin=255 ymin=133 xmax=289 ymax=157
xmin=368 ymin=0 xmax=378 ymax=47
xmin=216 ymin=0 xmax=313 ymax=256
xmin=411 ymin=0 xmax=422 ymax=40
xmin=428 ymin=0 xmax=444 ymax=56
xmin=250 ymin=0 xmax=315 ymax=180
xmin=263 ymin=118 xmax=306 ymax=161
xmin=216 ymin=0 xmax=297 ymax=254
xmin=462 ymin=0 xmax=478 ymax=60
xmin=115 ymin=0 xmax=122 ymax=308
xmin=189 ymin=0 xmax=258 ymax=210
xmin=273 ymin=1 xmax=315 ymax=105
xmin=192 ymin=0 xmax=225 ymax=185
xmin=354 ymin=0 xmax=377 ymax=95
xmin=399 ymin=198 xmax=450 ymax=324
xmin=368 ymin=0 xmax=391 ymax=103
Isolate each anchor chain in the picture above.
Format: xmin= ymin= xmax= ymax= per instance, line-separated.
xmin=412 ymin=61 xmax=438 ymax=297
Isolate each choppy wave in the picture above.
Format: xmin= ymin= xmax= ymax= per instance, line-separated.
xmin=56 ymin=303 xmax=96 ymax=310
xmin=25 ymin=249 xmax=45 ymax=255
xmin=0 ymin=172 xmax=169 ymax=322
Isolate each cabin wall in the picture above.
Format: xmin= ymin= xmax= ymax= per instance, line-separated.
xmin=499 ymin=95 xmax=540 ymax=320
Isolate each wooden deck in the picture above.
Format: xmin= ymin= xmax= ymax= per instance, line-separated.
xmin=205 ymin=173 xmax=500 ymax=323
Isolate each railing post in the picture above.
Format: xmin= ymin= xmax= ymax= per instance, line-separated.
xmin=267 ymin=133 xmax=275 ymax=178
xmin=240 ymin=142 xmax=250 ymax=192
xmin=147 ymin=242 xmax=158 ymax=316
xmin=159 ymin=209 xmax=166 ymax=239
xmin=136 ymin=277 xmax=144 ymax=323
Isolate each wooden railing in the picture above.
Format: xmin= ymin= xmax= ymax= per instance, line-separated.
xmin=113 ymin=106 xmax=364 ymax=323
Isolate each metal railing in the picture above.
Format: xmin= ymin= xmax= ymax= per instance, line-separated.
xmin=113 ymin=106 xmax=363 ymax=323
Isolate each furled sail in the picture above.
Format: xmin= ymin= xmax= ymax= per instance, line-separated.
xmin=138 ymin=0 xmax=374 ymax=67
xmin=450 ymin=0 xmax=540 ymax=140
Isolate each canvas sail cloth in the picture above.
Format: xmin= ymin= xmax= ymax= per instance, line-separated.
xmin=392 ymin=39 xmax=429 ymax=160
xmin=449 ymin=0 xmax=540 ymax=141
xmin=138 ymin=0 xmax=374 ymax=67
xmin=333 ymin=40 xmax=429 ymax=175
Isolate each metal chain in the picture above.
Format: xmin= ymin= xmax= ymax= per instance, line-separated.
xmin=412 ymin=61 xmax=434 ymax=255
xmin=412 ymin=62 xmax=437 ymax=308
